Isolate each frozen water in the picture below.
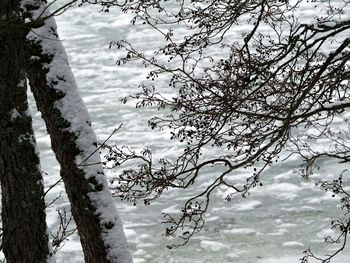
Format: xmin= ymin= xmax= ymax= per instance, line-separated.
xmin=21 ymin=0 xmax=350 ymax=262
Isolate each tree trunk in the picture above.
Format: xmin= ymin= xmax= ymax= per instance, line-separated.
xmin=23 ymin=1 xmax=133 ymax=262
xmin=0 ymin=1 xmax=50 ymax=262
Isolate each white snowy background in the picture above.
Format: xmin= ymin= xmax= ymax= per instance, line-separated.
xmin=23 ymin=1 xmax=350 ymax=262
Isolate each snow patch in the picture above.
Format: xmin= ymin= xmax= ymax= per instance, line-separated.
xmin=200 ymin=240 xmax=228 ymax=252
xmin=223 ymin=228 xmax=259 ymax=235
xmin=282 ymin=241 xmax=304 ymax=248
xmin=162 ymin=204 xmax=180 ymax=214
xmin=10 ymin=108 xmax=21 ymax=120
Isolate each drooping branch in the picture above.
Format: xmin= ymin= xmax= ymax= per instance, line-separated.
xmin=103 ymin=0 xmax=350 ymax=252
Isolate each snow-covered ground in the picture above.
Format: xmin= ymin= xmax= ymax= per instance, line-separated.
xmin=24 ymin=1 xmax=350 ymax=262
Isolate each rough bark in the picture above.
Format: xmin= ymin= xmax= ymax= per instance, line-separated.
xmin=0 ymin=0 xmax=50 ymax=262
xmin=23 ymin=1 xmax=133 ymax=262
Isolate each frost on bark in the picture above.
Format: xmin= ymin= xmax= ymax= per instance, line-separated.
xmin=0 ymin=0 xmax=50 ymax=262
xmin=23 ymin=1 xmax=133 ymax=262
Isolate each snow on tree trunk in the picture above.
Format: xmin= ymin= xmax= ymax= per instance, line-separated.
xmin=0 ymin=0 xmax=50 ymax=261
xmin=22 ymin=1 xmax=133 ymax=262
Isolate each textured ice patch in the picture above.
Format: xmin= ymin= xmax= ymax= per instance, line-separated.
xmin=267 ymin=228 xmax=289 ymax=236
xmin=257 ymin=256 xmax=300 ymax=263
xmin=235 ymin=200 xmax=262 ymax=211
xmin=316 ymin=228 xmax=336 ymax=239
xmin=277 ymin=223 xmax=298 ymax=228
xmin=200 ymin=240 xmax=228 ymax=252
xmin=133 ymin=259 xmax=146 ymax=263
xmin=223 ymin=228 xmax=259 ymax=235
xmin=213 ymin=200 xmax=262 ymax=212
xmin=124 ymin=228 xmax=137 ymax=240
xmin=261 ymin=183 xmax=301 ymax=200
xmin=282 ymin=241 xmax=304 ymax=248
xmin=162 ymin=204 xmax=180 ymax=214
xmin=274 ymin=170 xmax=295 ymax=181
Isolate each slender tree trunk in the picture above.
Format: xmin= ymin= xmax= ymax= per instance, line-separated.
xmin=0 ymin=0 xmax=50 ymax=262
xmin=23 ymin=1 xmax=133 ymax=262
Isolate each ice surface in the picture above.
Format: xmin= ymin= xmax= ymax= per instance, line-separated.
xmin=223 ymin=228 xmax=259 ymax=236
xmin=20 ymin=0 xmax=350 ymax=262
xmin=282 ymin=242 xmax=305 ymax=248
xmin=200 ymin=240 xmax=228 ymax=252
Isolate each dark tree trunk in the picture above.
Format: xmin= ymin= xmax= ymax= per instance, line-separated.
xmin=23 ymin=1 xmax=132 ymax=262
xmin=0 ymin=0 xmax=50 ymax=262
